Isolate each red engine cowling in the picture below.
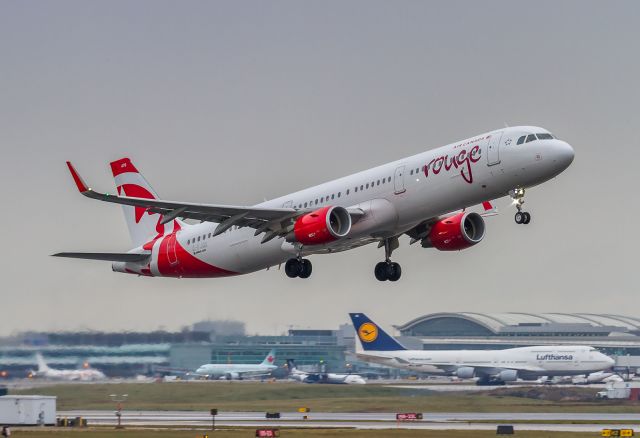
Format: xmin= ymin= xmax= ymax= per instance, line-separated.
xmin=289 ymin=206 xmax=352 ymax=245
xmin=423 ymin=212 xmax=485 ymax=251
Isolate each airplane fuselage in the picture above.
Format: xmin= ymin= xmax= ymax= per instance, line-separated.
xmin=357 ymin=346 xmax=614 ymax=379
xmin=102 ymin=125 xmax=573 ymax=278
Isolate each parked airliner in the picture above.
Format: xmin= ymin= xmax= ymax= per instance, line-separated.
xmin=55 ymin=126 xmax=574 ymax=281
xmin=286 ymin=359 xmax=366 ymax=384
xmin=194 ymin=349 xmax=277 ymax=380
xmin=350 ymin=313 xmax=614 ymax=385
xmin=30 ymin=353 xmax=106 ymax=381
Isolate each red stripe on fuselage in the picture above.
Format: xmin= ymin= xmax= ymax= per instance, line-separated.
xmin=156 ymin=233 xmax=238 ymax=278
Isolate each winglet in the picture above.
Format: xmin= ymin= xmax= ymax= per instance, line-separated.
xmin=481 ymin=200 xmax=498 ymax=217
xmin=66 ymin=161 xmax=89 ymax=193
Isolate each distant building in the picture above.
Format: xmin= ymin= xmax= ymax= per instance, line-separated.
xmin=395 ymin=312 xmax=640 ymax=369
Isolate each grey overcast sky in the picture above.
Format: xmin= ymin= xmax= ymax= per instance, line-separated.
xmin=1 ymin=1 xmax=638 ymax=336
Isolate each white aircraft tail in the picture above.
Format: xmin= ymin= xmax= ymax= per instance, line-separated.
xmin=35 ymin=353 xmax=50 ymax=373
xmin=110 ymin=158 xmax=184 ymax=247
xmin=260 ymin=349 xmax=276 ymax=366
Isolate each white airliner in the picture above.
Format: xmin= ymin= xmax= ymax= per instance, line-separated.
xmin=286 ymin=359 xmax=366 ymax=385
xmin=54 ymin=126 xmax=574 ymax=281
xmin=350 ymin=314 xmax=615 ymax=385
xmin=30 ymin=353 xmax=106 ymax=381
xmin=194 ymin=349 xmax=277 ymax=380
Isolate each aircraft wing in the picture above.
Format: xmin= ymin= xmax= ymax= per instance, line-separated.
xmin=66 ymin=162 xmax=362 ymax=243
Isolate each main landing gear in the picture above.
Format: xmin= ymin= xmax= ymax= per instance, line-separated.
xmin=510 ymin=188 xmax=531 ymax=225
xmin=285 ymin=258 xmax=312 ymax=279
xmin=374 ymin=237 xmax=402 ymax=282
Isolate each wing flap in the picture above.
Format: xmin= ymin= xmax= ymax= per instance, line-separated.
xmin=52 ymin=252 xmax=151 ymax=263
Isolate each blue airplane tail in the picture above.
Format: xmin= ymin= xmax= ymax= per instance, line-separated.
xmin=349 ymin=313 xmax=406 ymax=351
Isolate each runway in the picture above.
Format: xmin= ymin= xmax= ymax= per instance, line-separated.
xmin=59 ymin=410 xmax=640 ymax=432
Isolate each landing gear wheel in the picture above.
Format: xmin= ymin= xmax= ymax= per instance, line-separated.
xmin=299 ymin=259 xmax=313 ymax=278
xmin=387 ymin=262 xmax=402 ymax=282
xmin=374 ymin=261 xmax=402 ymax=282
xmin=522 ymin=212 xmax=531 ymax=224
xmin=374 ymin=262 xmax=388 ymax=281
xmin=514 ymin=212 xmax=524 ymax=224
xmin=285 ymin=259 xmax=302 ymax=278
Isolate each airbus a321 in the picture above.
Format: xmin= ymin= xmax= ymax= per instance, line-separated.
xmin=194 ymin=349 xmax=277 ymax=380
xmin=350 ymin=313 xmax=614 ymax=385
xmin=55 ymin=126 xmax=574 ymax=281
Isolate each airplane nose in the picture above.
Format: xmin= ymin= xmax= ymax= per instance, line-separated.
xmin=606 ymin=356 xmax=615 ymax=367
xmin=553 ymin=140 xmax=575 ymax=169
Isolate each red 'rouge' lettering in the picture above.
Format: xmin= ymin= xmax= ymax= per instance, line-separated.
xmin=423 ymin=145 xmax=482 ymax=184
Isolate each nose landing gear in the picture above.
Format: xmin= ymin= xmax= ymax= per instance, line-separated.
xmin=374 ymin=237 xmax=402 ymax=282
xmin=510 ymin=188 xmax=531 ymax=225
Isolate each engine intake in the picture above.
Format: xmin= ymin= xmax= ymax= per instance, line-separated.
xmin=289 ymin=206 xmax=351 ymax=246
xmin=455 ymin=366 xmax=475 ymax=379
xmin=496 ymin=369 xmax=518 ymax=382
xmin=422 ymin=212 xmax=485 ymax=251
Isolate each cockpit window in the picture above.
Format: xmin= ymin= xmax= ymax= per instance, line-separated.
xmin=536 ymin=133 xmax=554 ymax=140
xmin=517 ymin=135 xmax=526 ymax=145
xmin=525 ymin=134 xmax=536 ymax=143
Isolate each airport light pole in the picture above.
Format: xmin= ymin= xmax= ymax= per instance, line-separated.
xmin=109 ymin=394 xmax=128 ymax=429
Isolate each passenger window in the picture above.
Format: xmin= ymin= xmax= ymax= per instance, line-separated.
xmin=208 ymin=233 xmax=211 ymax=238
xmin=517 ymin=136 xmax=526 ymax=145
xmin=187 ymin=239 xmax=190 ymax=245
xmin=371 ymin=181 xmax=374 ymax=187
xmin=526 ymin=134 xmax=536 ymax=143
xmin=304 ymin=202 xmax=307 ymax=207
xmin=197 ymin=236 xmax=200 ymax=242
xmin=355 ymin=187 xmax=358 ymax=192
xmin=377 ymin=180 xmax=380 ymax=185
xmin=366 ymin=183 xmax=369 ymax=189
xmin=360 ymin=185 xmax=364 ymax=190
xmin=337 ymin=192 xmax=341 ymax=197
xmin=315 ymin=199 xmax=318 ymax=205
xmin=388 ymin=177 xmax=391 ymax=182
xmin=320 ymin=197 xmax=324 ymax=202
xmin=346 ymin=189 xmax=350 ymax=195
xmin=331 ymin=194 xmax=335 ymax=199
xmin=410 ymin=169 xmax=413 ymax=175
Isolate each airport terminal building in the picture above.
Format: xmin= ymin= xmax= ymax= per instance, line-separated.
xmin=395 ymin=312 xmax=640 ymax=369
xmin=2 ymin=312 xmax=640 ymax=379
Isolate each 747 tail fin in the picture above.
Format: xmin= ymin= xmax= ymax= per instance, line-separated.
xmin=349 ymin=313 xmax=406 ymax=351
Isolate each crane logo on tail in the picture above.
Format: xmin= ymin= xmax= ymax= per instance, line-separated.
xmin=358 ymin=323 xmax=378 ymax=343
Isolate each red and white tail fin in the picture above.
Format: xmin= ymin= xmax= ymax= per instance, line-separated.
xmin=110 ymin=158 xmax=182 ymax=247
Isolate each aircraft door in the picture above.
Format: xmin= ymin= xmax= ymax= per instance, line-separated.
xmin=486 ymin=131 xmax=503 ymax=166
xmin=166 ymin=233 xmax=178 ymax=266
xmin=394 ymin=165 xmax=406 ymax=194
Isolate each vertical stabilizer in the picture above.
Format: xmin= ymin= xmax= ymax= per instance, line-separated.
xmin=349 ymin=313 xmax=406 ymax=351
xmin=110 ymin=158 xmax=183 ymax=247
xmin=35 ymin=353 xmax=50 ymax=373
xmin=261 ymin=349 xmax=277 ymax=366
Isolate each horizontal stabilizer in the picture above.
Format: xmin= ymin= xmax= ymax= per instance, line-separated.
xmin=51 ymin=252 xmax=151 ymax=263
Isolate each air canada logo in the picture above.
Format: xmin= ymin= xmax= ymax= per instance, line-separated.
xmin=266 ymin=355 xmax=274 ymax=363
xmin=358 ymin=323 xmax=378 ymax=343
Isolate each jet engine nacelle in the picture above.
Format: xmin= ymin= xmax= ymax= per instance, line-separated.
xmin=222 ymin=372 xmax=240 ymax=380
xmin=289 ymin=206 xmax=351 ymax=245
xmin=456 ymin=366 xmax=476 ymax=379
xmin=496 ymin=369 xmax=518 ymax=382
xmin=422 ymin=212 xmax=485 ymax=251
